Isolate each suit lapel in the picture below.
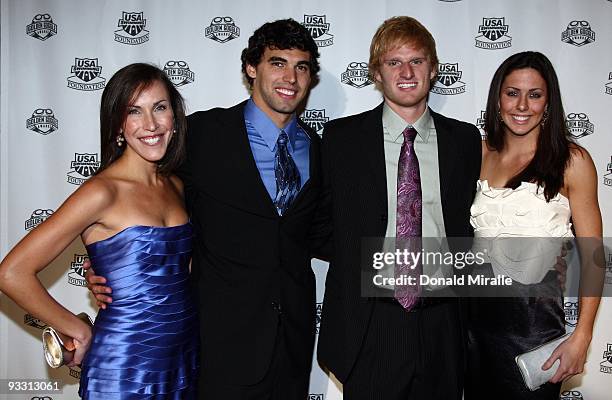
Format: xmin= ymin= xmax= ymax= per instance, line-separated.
xmin=299 ymin=119 xmax=319 ymax=184
xmin=430 ymin=110 xmax=455 ymax=224
xmin=359 ymin=103 xmax=387 ymax=210
xmin=218 ymin=101 xmax=278 ymax=217
xmin=286 ymin=119 xmax=318 ymax=206
xmin=279 ymin=120 xmax=317 ymax=217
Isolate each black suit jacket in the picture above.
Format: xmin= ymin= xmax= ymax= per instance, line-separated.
xmin=316 ymin=104 xmax=481 ymax=382
xmin=179 ymin=101 xmax=322 ymax=384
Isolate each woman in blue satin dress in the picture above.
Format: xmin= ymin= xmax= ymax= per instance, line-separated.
xmin=0 ymin=63 xmax=199 ymax=399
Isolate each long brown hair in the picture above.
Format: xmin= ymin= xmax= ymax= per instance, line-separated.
xmin=485 ymin=51 xmax=573 ymax=201
xmin=96 ymin=63 xmax=187 ymax=176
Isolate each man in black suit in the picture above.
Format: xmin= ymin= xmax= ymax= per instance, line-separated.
xmin=87 ymin=19 xmax=322 ymax=399
xmin=317 ymin=16 xmax=481 ymax=399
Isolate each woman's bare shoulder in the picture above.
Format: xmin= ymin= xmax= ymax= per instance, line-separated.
xmin=168 ymin=174 xmax=184 ymax=196
xmin=75 ymin=173 xmax=119 ymax=206
xmin=566 ymin=144 xmax=595 ymax=177
xmin=564 ymin=143 xmax=596 ymax=194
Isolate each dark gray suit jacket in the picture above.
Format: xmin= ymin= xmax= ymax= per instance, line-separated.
xmin=316 ymin=104 xmax=482 ymax=382
xmin=180 ymin=100 xmax=322 ymax=384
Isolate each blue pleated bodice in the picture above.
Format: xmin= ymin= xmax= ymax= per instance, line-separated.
xmin=79 ymin=223 xmax=199 ymax=399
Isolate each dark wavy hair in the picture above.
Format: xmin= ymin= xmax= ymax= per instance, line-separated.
xmin=241 ymin=18 xmax=320 ymax=87
xmin=96 ymin=63 xmax=187 ymax=176
xmin=485 ymin=51 xmax=574 ymax=201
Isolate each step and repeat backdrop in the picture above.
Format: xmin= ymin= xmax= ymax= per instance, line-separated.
xmin=1 ymin=0 xmax=612 ymax=399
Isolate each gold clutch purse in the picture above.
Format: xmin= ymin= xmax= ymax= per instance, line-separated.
xmin=42 ymin=312 xmax=93 ymax=368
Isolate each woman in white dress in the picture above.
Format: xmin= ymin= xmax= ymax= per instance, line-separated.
xmin=465 ymin=51 xmax=602 ymax=399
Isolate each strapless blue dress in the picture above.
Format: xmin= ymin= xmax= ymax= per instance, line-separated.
xmin=79 ymin=224 xmax=199 ymax=399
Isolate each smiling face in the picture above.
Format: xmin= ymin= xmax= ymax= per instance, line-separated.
xmin=246 ymin=47 xmax=312 ymax=128
xmin=374 ymin=43 xmax=436 ymax=123
xmin=499 ymin=68 xmax=548 ymax=138
xmin=121 ymin=80 xmax=174 ymax=163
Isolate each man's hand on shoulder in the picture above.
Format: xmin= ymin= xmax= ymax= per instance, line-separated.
xmin=83 ymin=258 xmax=113 ymax=309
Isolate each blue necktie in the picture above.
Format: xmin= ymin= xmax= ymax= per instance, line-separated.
xmin=274 ymin=130 xmax=301 ymax=215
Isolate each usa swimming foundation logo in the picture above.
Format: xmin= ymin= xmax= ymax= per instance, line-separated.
xmin=341 ymin=62 xmax=373 ymax=88
xmin=563 ymin=299 xmax=578 ymax=328
xmin=163 ymin=61 xmax=195 ymax=87
xmin=302 ymin=109 xmax=329 ymax=135
xmin=25 ymin=209 xmax=53 ymax=231
xmin=560 ymin=391 xmax=584 ymax=400
xmin=431 ymin=63 xmax=466 ymax=95
xmin=562 ymin=21 xmax=595 ymax=47
xmin=476 ymin=110 xmax=487 ymax=139
xmin=475 ymin=17 xmax=512 ymax=49
xmin=303 ymin=15 xmax=334 ymax=47
xmin=68 ymin=254 xmax=88 ymax=287
xmin=600 ymin=344 xmax=612 ymax=373
xmin=115 ymin=11 xmax=149 ymax=45
xmin=67 ymin=153 xmax=100 ymax=185
xmin=604 ymin=156 xmax=612 ymax=187
xmin=308 ymin=395 xmax=324 ymax=400
xmin=605 ymin=72 xmax=612 ymax=95
xmin=26 ymin=108 xmax=58 ymax=135
xmin=26 ymin=13 xmax=57 ymax=41
xmin=565 ymin=113 xmax=594 ymax=139
xmin=67 ymin=58 xmax=106 ymax=91
xmin=24 ymin=314 xmax=46 ymax=330
xmin=205 ymin=17 xmax=240 ymax=43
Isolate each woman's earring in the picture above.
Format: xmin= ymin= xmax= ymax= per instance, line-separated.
xmin=540 ymin=107 xmax=549 ymax=127
xmin=116 ymin=134 xmax=125 ymax=147
xmin=497 ymin=110 xmax=504 ymax=124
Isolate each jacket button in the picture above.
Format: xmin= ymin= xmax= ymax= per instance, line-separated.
xmin=380 ymin=214 xmax=387 ymax=222
xmin=271 ymin=301 xmax=282 ymax=313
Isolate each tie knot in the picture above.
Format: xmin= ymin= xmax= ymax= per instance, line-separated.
xmin=403 ymin=127 xmax=417 ymax=142
xmin=277 ymin=130 xmax=288 ymax=146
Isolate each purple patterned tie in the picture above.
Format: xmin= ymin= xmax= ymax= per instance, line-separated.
xmin=395 ymin=126 xmax=422 ymax=310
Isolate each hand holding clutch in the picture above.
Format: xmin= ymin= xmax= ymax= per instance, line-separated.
xmin=42 ymin=312 xmax=93 ymax=368
xmin=515 ymin=333 xmax=570 ymax=391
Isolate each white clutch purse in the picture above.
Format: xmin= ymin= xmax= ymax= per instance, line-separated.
xmin=515 ymin=333 xmax=570 ymax=391
xmin=42 ymin=312 xmax=93 ymax=368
